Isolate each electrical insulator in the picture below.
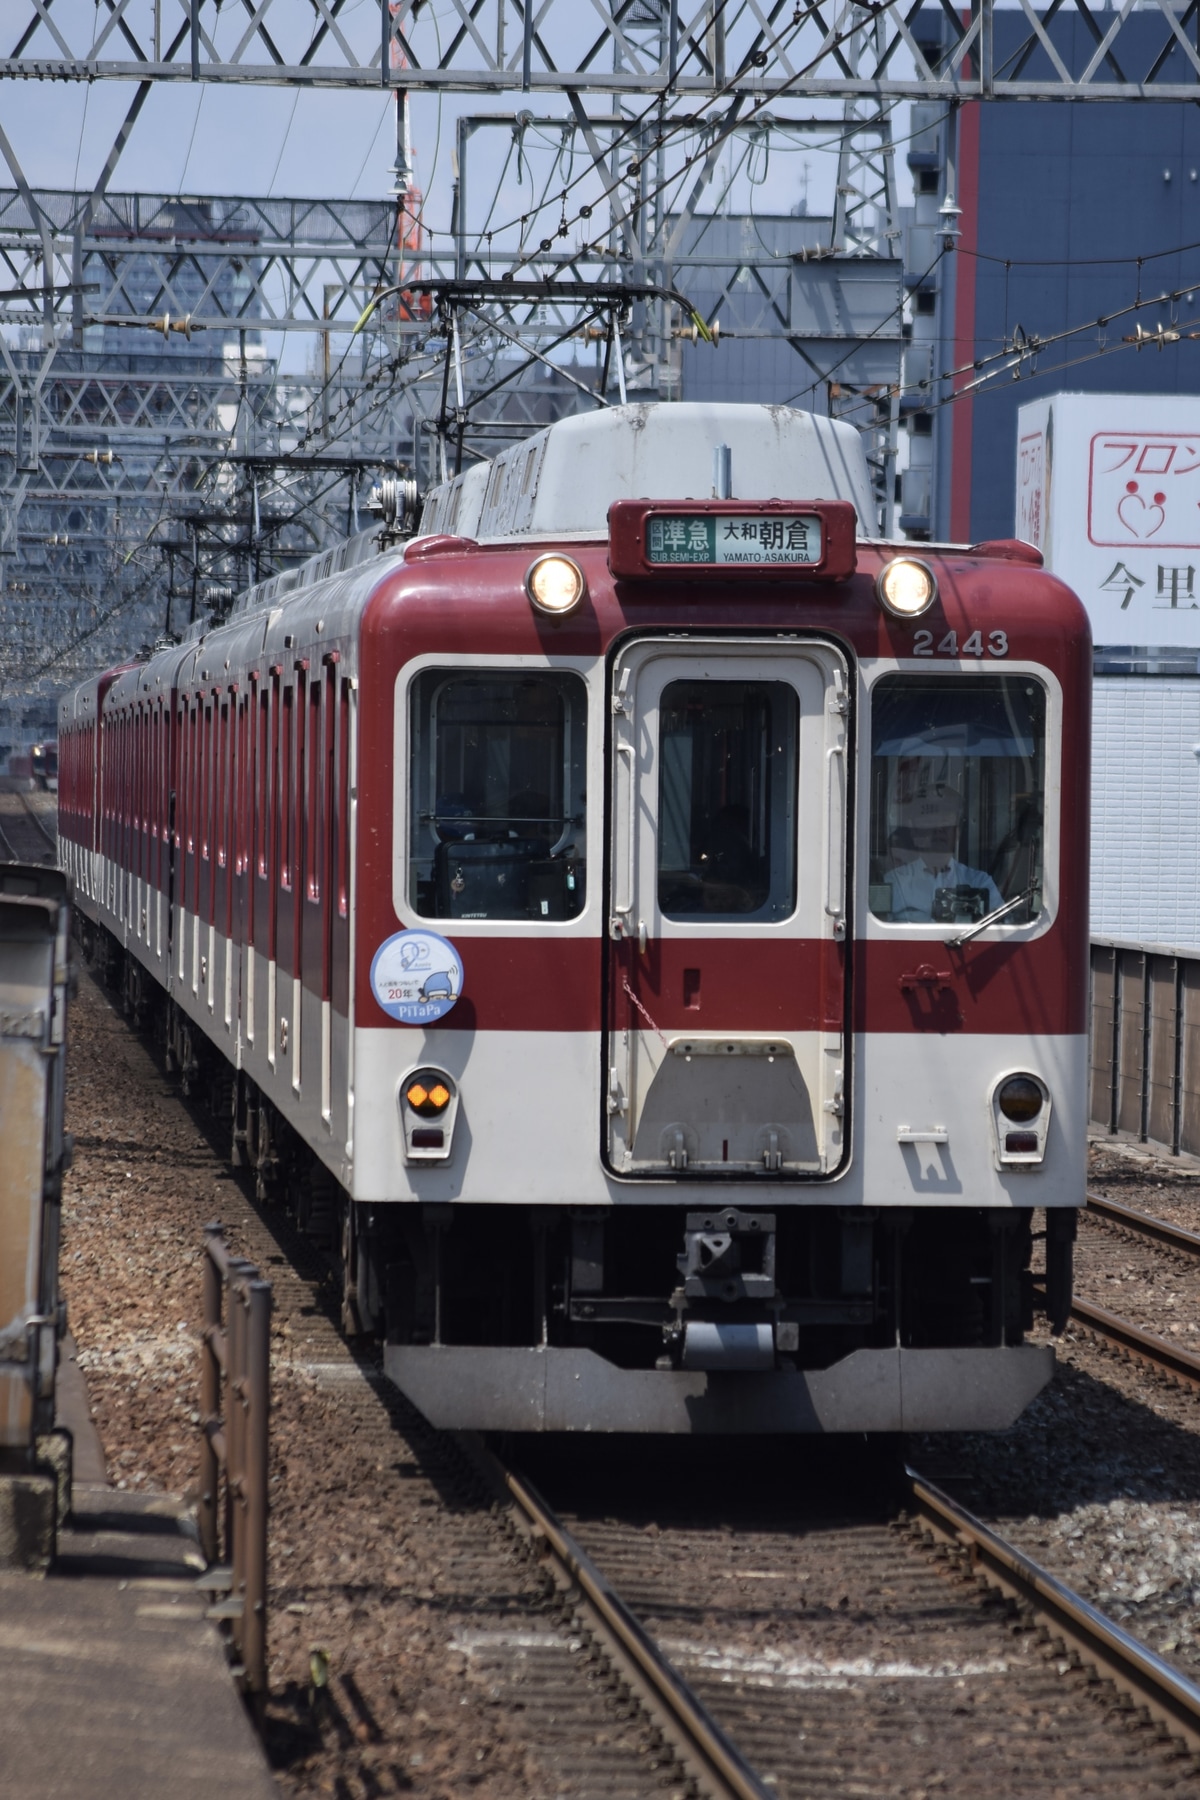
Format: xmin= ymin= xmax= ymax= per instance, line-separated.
xmin=672 ymin=317 xmax=721 ymax=346
xmin=147 ymin=312 xmax=196 ymax=340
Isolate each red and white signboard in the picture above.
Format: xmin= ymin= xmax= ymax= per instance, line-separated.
xmin=1015 ymin=429 xmax=1046 ymax=551
xmin=1016 ymin=394 xmax=1200 ymax=648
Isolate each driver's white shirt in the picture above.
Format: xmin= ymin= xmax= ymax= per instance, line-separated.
xmin=885 ymin=856 xmax=1003 ymax=923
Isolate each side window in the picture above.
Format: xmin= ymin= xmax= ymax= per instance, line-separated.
xmin=868 ymin=674 xmax=1047 ymax=926
xmin=202 ymin=701 xmax=213 ymax=862
xmin=409 ymin=670 xmax=587 ymax=921
xmin=337 ymin=677 xmax=351 ymax=919
xmin=217 ymin=700 xmax=230 ymax=870
xmin=281 ymin=683 xmax=293 ymax=891
xmin=306 ymin=679 xmax=321 ymax=902
xmin=256 ymin=686 xmax=269 ymax=879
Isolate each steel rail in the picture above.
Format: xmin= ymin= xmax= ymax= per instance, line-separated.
xmin=1088 ymin=1190 xmax=1200 ymax=1259
xmin=475 ymin=1446 xmax=775 ymax=1800
xmin=1068 ymin=1293 xmax=1200 ymax=1390
xmin=907 ymin=1468 xmax=1200 ymax=1753
xmin=18 ymin=791 xmax=56 ymax=853
xmin=1071 ymin=1194 xmax=1200 ymax=1384
xmin=0 ymin=794 xmax=56 ymax=865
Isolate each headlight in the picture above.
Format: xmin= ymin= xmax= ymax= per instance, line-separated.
xmin=989 ymin=1071 xmax=1051 ymax=1170
xmin=876 ymin=556 xmax=937 ymax=618
xmin=997 ymin=1075 xmax=1044 ymax=1123
xmin=525 ymin=552 xmax=586 ymax=616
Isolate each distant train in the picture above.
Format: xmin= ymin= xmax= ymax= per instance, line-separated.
xmin=1 ymin=742 xmax=57 ymax=792
xmin=31 ymin=742 xmax=58 ymax=793
xmin=58 ymin=402 xmax=1090 ymax=1434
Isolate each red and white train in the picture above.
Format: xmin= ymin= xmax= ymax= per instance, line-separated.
xmin=59 ymin=402 xmax=1090 ymax=1434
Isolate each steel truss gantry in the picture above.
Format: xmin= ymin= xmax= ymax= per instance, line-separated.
xmin=0 ymin=159 xmax=904 ymax=687
xmin=5 ymin=0 xmax=1199 ymax=102
xmin=8 ymin=0 xmax=1171 ymax=700
xmin=0 ymin=4 xmax=923 ymax=702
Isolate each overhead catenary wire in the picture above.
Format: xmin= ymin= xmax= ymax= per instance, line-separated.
xmin=347 ymin=6 xmax=898 ymax=417
xmin=266 ymin=87 xmax=302 ymax=200
xmin=917 ymin=276 xmax=1200 ymax=406
xmin=418 ymin=0 xmax=876 ymax=283
xmin=177 ymin=87 xmax=205 ymax=194
xmin=926 ymin=309 xmax=1200 ymax=412
xmin=33 ymin=9 xmax=927 ymax=574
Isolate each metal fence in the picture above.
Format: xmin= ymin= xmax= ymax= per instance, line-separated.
xmin=1090 ymin=939 xmax=1200 ymax=1157
xmin=198 ymin=1222 xmax=271 ymax=1706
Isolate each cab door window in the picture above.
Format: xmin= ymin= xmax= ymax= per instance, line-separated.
xmin=657 ymin=680 xmax=798 ymax=921
xmin=409 ymin=671 xmax=587 ymax=921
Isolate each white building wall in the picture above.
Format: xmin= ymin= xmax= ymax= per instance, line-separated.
xmin=1092 ymin=678 xmax=1200 ymax=948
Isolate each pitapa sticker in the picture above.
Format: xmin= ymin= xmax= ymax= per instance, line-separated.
xmin=371 ymin=929 xmax=464 ymax=1024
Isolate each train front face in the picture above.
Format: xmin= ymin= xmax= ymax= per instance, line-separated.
xmin=354 ymin=514 xmax=1091 ymax=1435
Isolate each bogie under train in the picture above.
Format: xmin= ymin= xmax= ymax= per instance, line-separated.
xmin=59 ymin=403 xmax=1089 ymax=1433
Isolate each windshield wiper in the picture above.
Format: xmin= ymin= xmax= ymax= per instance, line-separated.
xmin=947 ymin=882 xmax=1038 ymax=950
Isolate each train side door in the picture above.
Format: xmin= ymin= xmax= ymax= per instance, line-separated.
xmin=606 ymin=637 xmax=849 ymax=1178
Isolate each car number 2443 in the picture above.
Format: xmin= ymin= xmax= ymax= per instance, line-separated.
xmin=913 ymin=629 xmax=1008 ymax=657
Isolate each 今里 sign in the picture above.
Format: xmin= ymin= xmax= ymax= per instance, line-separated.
xmin=1016 ymin=394 xmax=1200 ymax=649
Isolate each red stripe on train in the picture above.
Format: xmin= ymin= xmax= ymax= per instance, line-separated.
xmin=352 ymin=931 xmax=1084 ymax=1034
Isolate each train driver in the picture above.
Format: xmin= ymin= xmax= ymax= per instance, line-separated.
xmin=882 ymin=790 xmax=1003 ymax=924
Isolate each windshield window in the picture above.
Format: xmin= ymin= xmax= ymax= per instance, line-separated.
xmin=409 ymin=670 xmax=587 ymax=920
xmin=869 ymin=675 xmax=1046 ymax=926
xmin=657 ymin=679 xmax=798 ymax=921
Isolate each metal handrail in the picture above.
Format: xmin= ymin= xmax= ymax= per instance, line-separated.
xmin=199 ymin=1221 xmax=271 ymax=1706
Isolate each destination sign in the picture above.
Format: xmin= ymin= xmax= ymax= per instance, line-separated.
xmin=645 ymin=512 xmax=824 ymax=567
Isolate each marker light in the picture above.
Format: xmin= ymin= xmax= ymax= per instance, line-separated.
xmin=997 ymin=1075 xmax=1045 ymax=1123
xmin=876 ymin=556 xmax=937 ymax=618
xmin=400 ymin=1065 xmax=460 ymax=1163
xmin=525 ymin=552 xmax=586 ymax=616
xmin=406 ymin=1079 xmax=452 ymax=1117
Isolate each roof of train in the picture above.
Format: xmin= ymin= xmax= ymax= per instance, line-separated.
xmin=59 ymin=403 xmax=1089 ymax=718
xmin=418 ymin=402 xmax=877 ymax=541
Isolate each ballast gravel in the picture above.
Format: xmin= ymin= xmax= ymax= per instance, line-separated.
xmin=919 ymin=1132 xmax=1200 ymax=1684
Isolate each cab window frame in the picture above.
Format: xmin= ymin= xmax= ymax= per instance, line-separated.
xmin=862 ymin=660 xmax=1060 ymax=940
xmin=396 ymin=654 xmax=597 ymax=935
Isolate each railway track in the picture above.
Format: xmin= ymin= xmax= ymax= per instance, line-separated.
xmin=176 ymin=1136 xmax=1200 ymax=1796
xmin=485 ymin=1443 xmax=1200 ymax=1797
xmin=1067 ymin=1191 xmax=1200 ymax=1391
xmin=0 ymin=789 xmax=57 ymax=864
xmin=1088 ymin=1193 xmax=1200 ymax=1260
xmin=63 ymin=965 xmax=1200 ymax=1795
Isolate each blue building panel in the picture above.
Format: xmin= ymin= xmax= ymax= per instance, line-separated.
xmin=943 ymin=14 xmax=1200 ymax=542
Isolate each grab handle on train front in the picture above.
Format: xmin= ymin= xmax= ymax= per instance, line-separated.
xmin=824 ymin=743 xmax=846 ymax=937
xmin=610 ymin=739 xmax=636 ymax=938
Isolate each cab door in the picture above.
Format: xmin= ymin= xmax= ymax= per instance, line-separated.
xmin=606 ymin=637 xmax=849 ymax=1178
